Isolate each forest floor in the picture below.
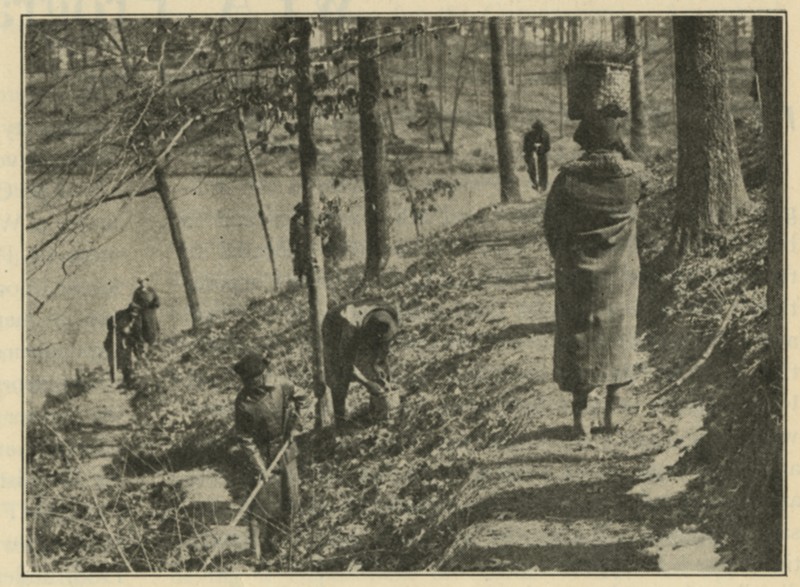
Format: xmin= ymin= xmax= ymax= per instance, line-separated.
xmin=25 ymin=116 xmax=781 ymax=574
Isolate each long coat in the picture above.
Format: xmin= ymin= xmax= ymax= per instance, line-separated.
xmin=103 ymin=307 xmax=143 ymax=383
xmin=523 ymin=127 xmax=551 ymax=189
xmin=289 ymin=212 xmax=308 ymax=281
xmin=132 ymin=285 xmax=160 ymax=344
xmin=544 ymin=151 xmax=645 ymax=391
xmin=235 ymin=375 xmax=305 ymax=531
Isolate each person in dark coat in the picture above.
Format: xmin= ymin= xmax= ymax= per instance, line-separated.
xmin=289 ymin=203 xmax=308 ymax=284
xmin=320 ymin=200 xmax=348 ymax=271
xmin=544 ymin=115 xmax=647 ymax=437
xmin=523 ymin=120 xmax=551 ymax=191
xmin=322 ymin=300 xmax=399 ymax=424
xmin=132 ymin=276 xmax=160 ymax=350
xmin=103 ymin=303 xmax=143 ymax=387
xmin=233 ymin=352 xmax=306 ymax=562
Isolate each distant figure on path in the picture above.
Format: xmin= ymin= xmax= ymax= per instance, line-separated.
xmin=233 ymin=352 xmax=306 ymax=563
xmin=103 ymin=302 xmax=143 ymax=388
xmin=523 ymin=120 xmax=551 ymax=192
xmin=544 ymin=115 xmax=647 ymax=438
xmin=289 ymin=202 xmax=309 ymax=284
xmin=132 ymin=276 xmax=160 ymax=351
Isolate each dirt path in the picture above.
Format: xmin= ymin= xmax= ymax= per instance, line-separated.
xmin=418 ymin=201 xmax=725 ymax=572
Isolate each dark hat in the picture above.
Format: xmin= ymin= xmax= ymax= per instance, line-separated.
xmin=233 ymin=352 xmax=269 ymax=380
xmin=294 ymin=202 xmax=306 ymax=213
xmin=573 ymin=116 xmax=620 ymax=151
xmin=532 ymin=119 xmax=544 ymax=130
xmin=128 ymin=302 xmax=141 ymax=311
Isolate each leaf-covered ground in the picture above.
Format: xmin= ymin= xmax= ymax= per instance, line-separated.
xmin=26 ymin=116 xmax=781 ymax=573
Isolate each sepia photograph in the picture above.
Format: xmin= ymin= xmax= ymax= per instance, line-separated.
xmin=22 ymin=12 xmax=786 ymax=575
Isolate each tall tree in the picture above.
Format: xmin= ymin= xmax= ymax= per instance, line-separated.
xmin=624 ymin=16 xmax=649 ymax=155
xmin=672 ymin=16 xmax=748 ymax=255
xmin=119 ymin=19 xmax=204 ymax=328
xmin=293 ymin=18 xmax=335 ymax=435
xmin=489 ymin=17 xmax=521 ymax=204
xmin=226 ymin=35 xmax=279 ymax=291
xmin=357 ymin=17 xmax=392 ymax=282
xmin=753 ymin=16 xmax=784 ymax=373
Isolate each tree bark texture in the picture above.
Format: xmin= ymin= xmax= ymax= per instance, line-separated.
xmin=154 ymin=164 xmax=202 ymax=329
xmin=753 ymin=16 xmax=784 ymax=375
xmin=672 ymin=16 xmax=748 ymax=255
xmin=357 ymin=18 xmax=392 ymax=282
xmin=489 ymin=17 xmax=521 ymax=204
xmin=294 ymin=18 xmax=334 ymax=433
xmin=624 ymin=16 xmax=649 ymax=155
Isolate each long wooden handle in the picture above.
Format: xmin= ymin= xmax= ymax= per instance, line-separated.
xmin=199 ymin=438 xmax=292 ymax=571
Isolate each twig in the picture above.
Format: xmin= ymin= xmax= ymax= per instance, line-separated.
xmin=621 ymin=300 xmax=737 ymax=428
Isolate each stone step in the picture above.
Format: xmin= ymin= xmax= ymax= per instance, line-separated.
xmin=447 ymin=460 xmax=644 ymax=527
xmin=438 ymin=519 xmax=657 ymax=572
xmin=174 ymin=469 xmax=236 ymax=526
xmin=476 ymin=438 xmax=662 ymax=467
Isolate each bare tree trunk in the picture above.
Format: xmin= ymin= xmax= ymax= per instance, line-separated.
xmin=425 ymin=16 xmax=433 ymax=78
xmin=542 ymin=18 xmax=549 ymax=65
xmin=672 ymin=16 xmax=748 ymax=255
xmin=489 ymin=17 xmax=521 ymax=204
xmin=507 ymin=18 xmax=515 ymax=86
xmin=625 ymin=16 xmax=649 ymax=155
xmin=436 ymin=29 xmax=450 ymax=154
xmin=445 ymin=29 xmax=472 ymax=158
xmin=294 ymin=18 xmax=334 ymax=435
xmin=471 ymin=60 xmax=481 ymax=115
xmin=236 ymin=107 xmax=279 ymax=290
xmin=753 ymin=16 xmax=784 ymax=375
xmin=358 ymin=17 xmax=392 ymax=282
xmin=154 ymin=165 xmax=202 ymax=329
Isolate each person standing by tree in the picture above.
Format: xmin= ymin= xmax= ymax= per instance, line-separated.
xmin=289 ymin=203 xmax=308 ymax=284
xmin=544 ymin=115 xmax=647 ymax=438
xmin=132 ymin=276 xmax=160 ymax=353
xmin=523 ymin=120 xmax=551 ymax=192
xmin=320 ymin=197 xmax=348 ymax=272
xmin=233 ymin=352 xmax=306 ymax=563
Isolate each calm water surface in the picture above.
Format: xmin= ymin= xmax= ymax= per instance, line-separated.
xmin=26 ymin=172 xmax=529 ymax=408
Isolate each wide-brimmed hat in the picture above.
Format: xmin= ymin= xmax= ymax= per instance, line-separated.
xmin=233 ymin=352 xmax=270 ymax=380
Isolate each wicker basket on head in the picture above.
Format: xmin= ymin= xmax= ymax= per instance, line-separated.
xmin=566 ymin=60 xmax=632 ymax=120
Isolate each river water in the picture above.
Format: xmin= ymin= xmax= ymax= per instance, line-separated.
xmin=26 ymin=172 xmax=524 ymax=409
